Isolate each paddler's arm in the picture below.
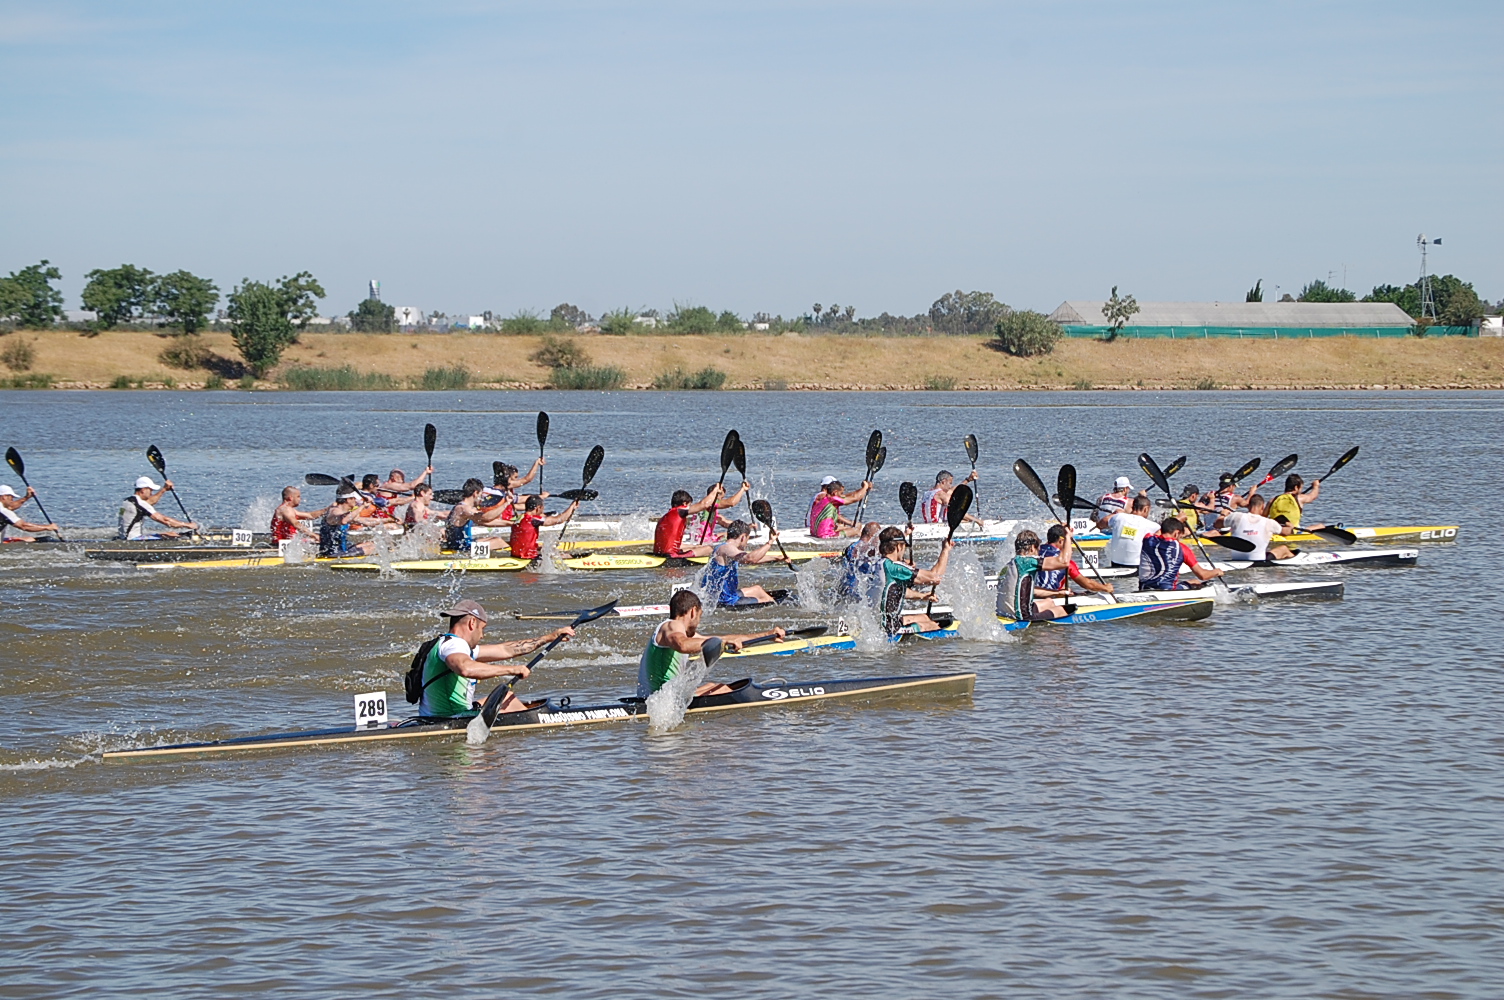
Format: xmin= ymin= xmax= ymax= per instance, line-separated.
xmin=146 ymin=481 xmax=173 ymax=505
xmin=472 ymin=627 xmax=576 ymax=666
xmin=719 ymin=481 xmax=750 ymax=507
xmin=744 ymin=532 xmax=784 ymax=563
xmin=151 ymin=509 xmax=195 ymax=530
xmin=912 ymin=540 xmax=954 ymax=585
xmin=538 ymin=501 xmax=579 ymax=526
xmin=685 ymin=486 xmax=723 ymax=516
xmin=511 ymin=458 xmax=542 ymax=487
xmin=1300 ymin=480 xmax=1321 ymax=504
xmin=845 ymin=480 xmax=873 ymax=502
xmin=1183 ymin=548 xmax=1223 ymax=581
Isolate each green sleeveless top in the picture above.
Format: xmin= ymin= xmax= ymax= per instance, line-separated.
xmin=638 ymin=622 xmax=690 ymax=698
xmin=419 ymin=635 xmax=478 ymax=717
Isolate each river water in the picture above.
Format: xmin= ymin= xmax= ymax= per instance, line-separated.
xmin=1 ymin=389 xmax=1499 ymax=999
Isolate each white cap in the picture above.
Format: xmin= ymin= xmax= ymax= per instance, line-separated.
xmin=0 ymin=484 xmax=15 ymax=497
xmin=820 ymin=476 xmax=838 ymax=486
xmin=135 ymin=476 xmax=162 ymax=491
xmin=1114 ymin=476 xmax=1132 ymax=489
xmin=336 ymin=490 xmax=359 ymax=501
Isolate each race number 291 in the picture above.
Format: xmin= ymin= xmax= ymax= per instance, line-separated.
xmin=354 ymin=691 xmax=388 ymax=729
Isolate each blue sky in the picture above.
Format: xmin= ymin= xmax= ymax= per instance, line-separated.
xmin=1 ymin=1 xmax=1499 ymax=317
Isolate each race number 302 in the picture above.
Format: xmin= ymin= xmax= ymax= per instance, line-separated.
xmin=355 ymin=691 xmax=388 ymax=729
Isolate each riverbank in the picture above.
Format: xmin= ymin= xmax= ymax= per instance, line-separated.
xmin=2 ymin=328 xmax=1502 ymax=389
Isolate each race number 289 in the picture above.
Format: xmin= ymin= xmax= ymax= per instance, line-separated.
xmin=355 ymin=691 xmax=388 ymax=729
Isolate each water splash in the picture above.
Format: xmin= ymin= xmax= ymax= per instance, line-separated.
xmin=239 ymin=495 xmax=277 ymax=533
xmin=938 ymin=547 xmax=1010 ymax=643
xmin=645 ymin=656 xmax=713 ymax=732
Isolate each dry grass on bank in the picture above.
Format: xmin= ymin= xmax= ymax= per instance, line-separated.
xmin=3 ymin=328 xmax=1503 ymax=390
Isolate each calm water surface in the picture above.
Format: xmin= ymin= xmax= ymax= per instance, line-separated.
xmin=1 ymin=389 xmax=1500 ymax=999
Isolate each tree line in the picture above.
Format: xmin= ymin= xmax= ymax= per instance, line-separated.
xmin=1246 ymin=275 xmax=1492 ymax=328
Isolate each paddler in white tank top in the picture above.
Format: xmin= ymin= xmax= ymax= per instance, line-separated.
xmin=638 ymin=590 xmax=785 ymax=699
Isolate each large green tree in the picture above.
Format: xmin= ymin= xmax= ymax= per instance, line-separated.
xmin=1297 ymin=279 xmax=1356 ymax=303
xmin=82 ymin=264 xmax=157 ymax=328
xmin=226 ymin=271 xmax=325 ymax=376
xmin=1364 ymin=275 xmax=1484 ymax=325
xmin=348 ymin=297 xmax=396 ymax=332
xmin=930 ymin=290 xmax=1009 ymax=336
xmin=0 ymin=260 xmax=64 ymax=328
xmin=1362 ymin=283 xmax=1421 ymax=316
xmin=154 ymin=270 xmax=220 ymax=334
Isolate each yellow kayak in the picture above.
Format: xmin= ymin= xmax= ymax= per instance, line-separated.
xmin=328 ymin=557 xmax=532 ymax=573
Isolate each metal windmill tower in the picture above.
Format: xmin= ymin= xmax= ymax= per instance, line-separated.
xmin=1417 ymin=234 xmax=1441 ymax=321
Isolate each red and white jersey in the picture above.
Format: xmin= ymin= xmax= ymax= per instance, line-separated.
xmin=922 ymin=487 xmax=947 ymax=524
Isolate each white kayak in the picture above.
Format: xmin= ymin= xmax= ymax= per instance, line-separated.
xmin=1084 ymin=547 xmax=1418 ymax=577
xmin=1073 ymin=580 xmax=1345 ymax=602
xmin=763 ymin=518 xmax=1021 ymax=548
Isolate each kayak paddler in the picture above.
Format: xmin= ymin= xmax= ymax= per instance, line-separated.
xmin=698 ymin=519 xmax=790 ymax=607
xmin=319 ymin=488 xmax=377 ymax=557
xmin=1267 ymin=473 xmax=1324 ymax=531
xmin=835 ymin=522 xmax=884 ymax=604
xmin=878 ymin=532 xmax=953 ymax=634
xmin=689 ymin=479 xmax=750 ymax=544
xmin=0 ymin=484 xmax=59 ymax=541
xmin=652 ymin=486 xmax=723 ymax=559
xmin=508 ymin=493 xmax=579 ymax=561
xmin=119 ymin=476 xmax=198 ymax=540
xmin=1033 ymin=523 xmax=1114 ymax=598
xmin=1096 ymin=494 xmax=1159 ymax=568
xmin=1220 ymin=494 xmax=1298 ymax=561
xmin=415 ymin=599 xmax=574 ymax=718
xmin=1095 ymin=476 xmax=1140 ymax=518
xmin=807 ymin=476 xmax=871 ymax=540
xmin=922 ymin=470 xmax=983 ymax=527
xmin=1138 ymin=517 xmax=1224 ymax=590
xmin=638 ymin=589 xmax=783 ymax=699
xmin=271 ymin=486 xmax=325 ymax=542
xmin=444 ymin=478 xmax=488 ymax=552
xmin=996 ymin=528 xmax=1074 ymax=622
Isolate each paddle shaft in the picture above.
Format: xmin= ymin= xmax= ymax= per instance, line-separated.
xmin=6 ymin=464 xmax=61 ymax=538
xmin=1144 ymin=462 xmax=1227 ymax=597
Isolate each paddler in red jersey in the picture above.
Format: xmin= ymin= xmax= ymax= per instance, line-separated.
xmin=270 ymin=485 xmax=325 ymax=542
xmin=653 ymin=486 xmax=725 ymax=559
xmin=508 ymin=494 xmax=580 ymax=561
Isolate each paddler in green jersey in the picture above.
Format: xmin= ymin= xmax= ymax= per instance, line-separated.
xmin=417 ymin=599 xmax=575 ymax=718
xmin=877 ymin=533 xmax=954 ymax=635
xmin=637 ymin=590 xmax=784 ymax=699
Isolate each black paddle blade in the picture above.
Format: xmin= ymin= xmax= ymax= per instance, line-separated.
xmin=1207 ymin=534 xmax=1257 ymax=553
xmin=492 ymin=461 xmax=509 ymax=483
xmin=304 ymin=473 xmax=341 ymax=486
xmin=1232 ymin=457 xmax=1261 ymax=482
xmin=432 ymin=489 xmax=463 ymax=504
xmin=719 ymin=430 xmax=739 ymax=473
xmin=1310 ymin=525 xmax=1358 ymax=545
xmin=146 ymin=445 xmax=166 ymax=475
xmin=1164 ymin=455 xmax=1187 ymax=479
xmin=701 ymin=635 xmax=724 ymax=668
xmin=964 ymin=433 xmax=979 ymax=465
xmin=556 ymin=488 xmax=599 ymax=502
xmin=870 ymin=445 xmax=887 ymax=477
xmin=1012 ymin=459 xmax=1051 ymax=508
xmin=536 ymin=411 xmax=549 ymax=448
xmin=5 ymin=447 xmax=22 ymax=478
xmin=750 ymin=498 xmax=776 ymax=530
xmin=732 ymin=438 xmax=747 ymax=478
xmin=1267 ymin=453 xmax=1298 ymax=482
xmin=581 ymin=445 xmax=605 ymax=487
xmin=946 ymin=484 xmax=973 ymax=534
xmin=899 ymin=481 xmax=918 ymax=519
xmin=1057 ymin=465 xmax=1077 ymax=518
xmin=1322 ymin=446 xmax=1359 ymax=481
xmin=423 ymin=423 xmax=437 ymax=459
xmin=865 ymin=430 xmax=883 ymax=469
xmin=1137 ymin=453 xmax=1171 ymax=497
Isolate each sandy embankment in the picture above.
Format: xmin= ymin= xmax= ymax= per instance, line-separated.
xmin=3 ymin=328 xmax=1502 ymax=390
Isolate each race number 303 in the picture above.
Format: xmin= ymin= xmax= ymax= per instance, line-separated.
xmin=354 ymin=691 xmax=388 ymax=729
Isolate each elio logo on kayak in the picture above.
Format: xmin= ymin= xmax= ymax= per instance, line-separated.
xmin=1419 ymin=528 xmax=1457 ymax=540
xmin=761 ymin=686 xmax=827 ymax=700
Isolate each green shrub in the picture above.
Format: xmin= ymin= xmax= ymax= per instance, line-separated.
xmin=1194 ymin=377 xmax=1218 ymax=390
xmin=110 ymin=374 xmax=135 ymax=389
xmin=417 ymin=365 xmax=470 ymax=390
xmin=598 ymin=308 xmax=637 ymax=335
xmin=238 ymin=374 xmax=256 ymax=390
xmin=205 ymin=373 xmax=226 ymax=390
xmin=993 ymin=310 xmax=1061 ymax=357
xmin=281 ymin=365 xmax=396 ymax=390
xmin=158 ymin=334 xmax=212 ymax=370
xmin=529 ymin=334 xmax=590 ymax=369
xmin=500 ymin=310 xmax=546 ymax=335
xmin=924 ymin=375 xmax=957 ymax=391
xmin=653 ymin=366 xmax=727 ymax=390
xmin=762 ymin=379 xmax=788 ymax=391
xmin=1071 ymin=377 xmax=1094 ymax=390
xmin=0 ymin=373 xmax=53 ymax=389
xmin=551 ymin=365 xmax=626 ymax=390
xmin=1 ymin=337 xmax=36 ymax=372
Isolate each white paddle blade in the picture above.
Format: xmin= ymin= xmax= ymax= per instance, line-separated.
xmin=465 ymin=711 xmax=490 ymax=745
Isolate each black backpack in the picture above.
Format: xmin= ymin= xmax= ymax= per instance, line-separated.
xmin=404 ymin=633 xmax=457 ymax=704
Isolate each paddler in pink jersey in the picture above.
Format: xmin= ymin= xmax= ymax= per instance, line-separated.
xmin=807 ymin=476 xmax=872 ymax=539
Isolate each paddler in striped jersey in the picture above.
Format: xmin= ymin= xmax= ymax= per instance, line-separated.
xmin=638 ymin=590 xmax=783 ymax=698
xmin=922 ymin=470 xmax=983 ymax=527
xmin=1138 ymin=517 xmax=1224 ymax=590
xmin=807 ymin=477 xmax=872 ymax=540
xmin=415 ymin=599 xmax=574 ymax=719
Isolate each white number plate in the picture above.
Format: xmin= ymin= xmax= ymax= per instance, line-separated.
xmin=1070 ymin=517 xmax=1093 ymax=533
xmin=354 ymin=691 xmax=388 ymax=729
xmin=231 ymin=529 xmax=254 ymax=547
xmin=1081 ymin=550 xmax=1101 ymax=567
xmin=471 ymin=540 xmax=492 ymax=559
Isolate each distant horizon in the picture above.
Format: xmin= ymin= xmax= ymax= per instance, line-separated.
xmin=3 ymin=2 xmax=1499 ymax=317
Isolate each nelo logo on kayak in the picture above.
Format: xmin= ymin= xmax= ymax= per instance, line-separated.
xmin=761 ymin=686 xmax=826 ymax=700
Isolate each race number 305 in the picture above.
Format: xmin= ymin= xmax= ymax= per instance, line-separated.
xmin=354 ymin=691 xmax=388 ymax=729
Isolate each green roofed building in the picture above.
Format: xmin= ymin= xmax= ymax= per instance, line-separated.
xmin=1047 ymin=301 xmax=1472 ymax=338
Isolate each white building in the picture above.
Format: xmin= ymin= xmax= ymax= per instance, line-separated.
xmin=394 ymin=306 xmax=421 ymax=327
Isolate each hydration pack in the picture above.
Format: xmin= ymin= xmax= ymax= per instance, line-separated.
xmin=403 ymin=634 xmax=456 ymax=704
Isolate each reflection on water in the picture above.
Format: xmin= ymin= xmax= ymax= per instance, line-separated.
xmin=0 ymin=389 xmax=1500 ymax=998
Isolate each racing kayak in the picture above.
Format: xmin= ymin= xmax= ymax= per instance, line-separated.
xmin=765 ymin=518 xmax=1021 ymax=547
xmin=85 ymin=545 xmax=278 ymax=563
xmin=1080 ymin=580 xmax=1344 ymax=602
xmin=329 ymin=556 xmax=532 ymax=573
xmin=101 ymin=671 xmax=976 ymax=760
xmin=998 ymin=596 xmax=1213 ymax=631
xmin=1087 ymin=547 xmax=1419 ymax=577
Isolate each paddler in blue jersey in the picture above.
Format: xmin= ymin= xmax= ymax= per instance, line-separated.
xmin=835 ymin=522 xmax=884 ymax=604
xmin=318 ymin=489 xmax=377 ymax=557
xmin=698 ymin=520 xmax=790 ymax=607
xmin=638 ymin=590 xmax=784 ymax=698
xmin=1033 ymin=523 xmax=1114 ymax=599
xmin=1138 ymin=517 xmax=1224 ymax=591
xmin=413 ymin=599 xmax=575 ymax=718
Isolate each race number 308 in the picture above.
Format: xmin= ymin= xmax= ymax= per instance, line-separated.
xmin=355 ymin=691 xmax=388 ymax=729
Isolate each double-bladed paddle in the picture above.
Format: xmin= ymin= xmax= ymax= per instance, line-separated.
xmin=1164 ymin=455 xmax=1187 ymax=480
xmin=555 ymin=488 xmax=599 ymax=502
xmin=1207 ymin=533 xmax=1257 ymax=553
xmin=467 ymin=599 xmax=618 ymax=744
xmin=4 ymin=447 xmax=62 ymax=539
xmin=852 ymin=430 xmax=883 ymax=523
xmin=146 ymin=445 xmax=198 ymax=534
xmin=699 ymin=430 xmax=740 ymax=543
xmin=1139 ymin=451 xmax=1229 ymax=597
xmin=1011 ymin=460 xmax=1115 ymax=602
xmin=964 ymin=434 xmax=980 ymax=517
xmin=738 ymin=626 xmax=829 ymax=649
xmin=1256 ymin=454 xmax=1299 ymax=489
xmin=1318 ymin=446 xmax=1359 ymax=484
xmin=750 ymin=499 xmax=792 ymax=564
xmin=1231 ymin=457 xmax=1261 ymax=483
xmin=535 ymin=411 xmax=549 ymax=496
xmin=553 ymin=445 xmax=605 ymax=551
